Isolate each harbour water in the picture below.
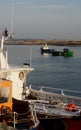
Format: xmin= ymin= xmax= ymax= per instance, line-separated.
xmin=7 ymin=44 xmax=81 ymax=91
xmin=5 ymin=44 xmax=81 ymax=129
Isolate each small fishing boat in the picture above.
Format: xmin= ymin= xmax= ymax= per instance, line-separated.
xmin=52 ymin=48 xmax=73 ymax=57
xmin=51 ymin=50 xmax=62 ymax=56
xmin=40 ymin=44 xmax=53 ymax=54
xmin=62 ymin=48 xmax=73 ymax=57
xmin=0 ymin=29 xmax=39 ymax=129
xmin=0 ymin=1 xmax=39 ymax=128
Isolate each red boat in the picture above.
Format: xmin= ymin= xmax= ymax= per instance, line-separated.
xmin=26 ymin=86 xmax=81 ymax=130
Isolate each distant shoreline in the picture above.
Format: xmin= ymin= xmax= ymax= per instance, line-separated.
xmin=6 ymin=39 xmax=81 ymax=46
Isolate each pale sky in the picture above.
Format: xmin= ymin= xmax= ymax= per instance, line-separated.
xmin=0 ymin=0 xmax=81 ymax=40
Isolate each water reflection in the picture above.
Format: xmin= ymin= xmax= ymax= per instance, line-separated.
xmin=42 ymin=53 xmax=49 ymax=57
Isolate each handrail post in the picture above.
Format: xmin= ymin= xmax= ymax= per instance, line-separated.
xmin=13 ymin=112 xmax=16 ymax=128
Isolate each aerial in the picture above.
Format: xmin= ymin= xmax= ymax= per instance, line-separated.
xmin=0 ymin=0 xmax=81 ymax=40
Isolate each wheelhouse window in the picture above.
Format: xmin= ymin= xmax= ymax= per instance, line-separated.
xmin=0 ymin=86 xmax=10 ymax=103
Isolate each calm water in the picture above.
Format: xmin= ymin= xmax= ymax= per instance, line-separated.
xmin=5 ymin=44 xmax=81 ymax=92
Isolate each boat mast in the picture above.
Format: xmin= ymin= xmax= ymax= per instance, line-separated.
xmin=10 ymin=0 xmax=14 ymax=35
xmin=0 ymin=0 xmax=14 ymax=69
xmin=30 ymin=46 xmax=32 ymax=67
xmin=0 ymin=29 xmax=9 ymax=69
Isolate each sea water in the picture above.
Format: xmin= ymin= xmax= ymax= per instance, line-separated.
xmin=6 ymin=44 xmax=81 ymax=91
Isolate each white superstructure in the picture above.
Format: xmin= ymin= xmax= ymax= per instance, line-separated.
xmin=0 ymin=29 xmax=34 ymax=100
xmin=42 ymin=44 xmax=49 ymax=50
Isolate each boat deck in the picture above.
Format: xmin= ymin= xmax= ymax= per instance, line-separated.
xmin=26 ymin=86 xmax=81 ymax=119
xmin=29 ymin=99 xmax=81 ymax=119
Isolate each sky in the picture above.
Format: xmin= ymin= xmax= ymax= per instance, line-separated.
xmin=0 ymin=0 xmax=81 ymax=40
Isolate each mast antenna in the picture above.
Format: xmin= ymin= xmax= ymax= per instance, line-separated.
xmin=30 ymin=46 xmax=32 ymax=67
xmin=10 ymin=0 xmax=14 ymax=34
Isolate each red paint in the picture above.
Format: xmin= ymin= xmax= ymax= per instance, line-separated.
xmin=38 ymin=118 xmax=81 ymax=130
xmin=38 ymin=124 xmax=45 ymax=130
xmin=66 ymin=119 xmax=81 ymax=130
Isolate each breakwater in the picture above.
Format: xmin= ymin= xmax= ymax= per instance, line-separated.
xmin=6 ymin=39 xmax=81 ymax=45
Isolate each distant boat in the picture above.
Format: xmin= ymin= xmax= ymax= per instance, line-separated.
xmin=62 ymin=48 xmax=73 ymax=57
xmin=52 ymin=48 xmax=73 ymax=57
xmin=40 ymin=44 xmax=52 ymax=54
xmin=41 ymin=45 xmax=73 ymax=58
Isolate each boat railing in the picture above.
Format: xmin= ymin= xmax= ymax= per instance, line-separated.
xmin=29 ymin=86 xmax=81 ymax=106
xmin=30 ymin=85 xmax=81 ymax=98
xmin=13 ymin=106 xmax=39 ymax=129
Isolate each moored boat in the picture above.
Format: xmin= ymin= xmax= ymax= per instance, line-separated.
xmin=52 ymin=48 xmax=73 ymax=57
xmin=41 ymin=44 xmax=73 ymax=58
xmin=41 ymin=44 xmax=53 ymax=54
xmin=0 ymin=30 xmax=80 ymax=130
xmin=62 ymin=48 xmax=73 ymax=57
xmin=25 ymin=86 xmax=81 ymax=130
xmin=0 ymin=29 xmax=39 ymax=129
xmin=51 ymin=50 xmax=62 ymax=56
